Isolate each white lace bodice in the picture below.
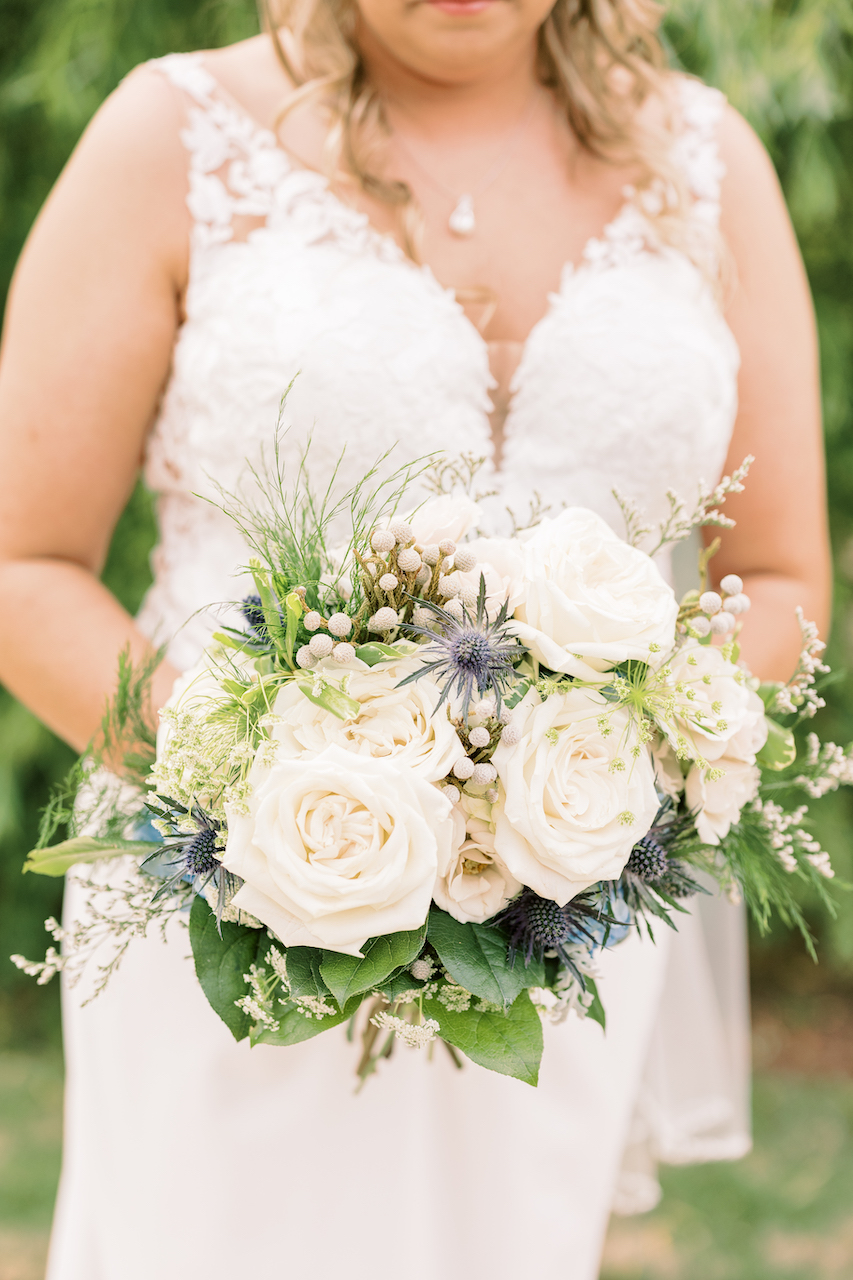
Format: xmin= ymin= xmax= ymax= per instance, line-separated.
xmin=138 ymin=53 xmax=739 ymax=669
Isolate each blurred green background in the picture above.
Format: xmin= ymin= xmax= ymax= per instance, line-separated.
xmin=0 ymin=1 xmax=851 ymax=1276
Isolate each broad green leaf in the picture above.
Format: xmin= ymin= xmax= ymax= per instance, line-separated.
xmin=284 ymin=947 xmax=332 ymax=1001
xmin=758 ymin=681 xmax=784 ymax=710
xmin=189 ymin=896 xmax=267 ymax=1041
xmin=354 ymin=643 xmax=409 ymax=667
xmin=252 ymin=1001 xmax=349 ymax=1047
xmin=424 ymin=991 xmax=543 ymax=1086
xmin=427 ymin=908 xmax=544 ymax=1008
xmin=297 ymin=680 xmax=361 ymax=721
xmin=585 ymin=977 xmax=606 ymax=1031
xmin=757 ymin=717 xmax=797 ymax=771
xmin=23 ymin=836 xmax=161 ymax=877
xmin=319 ymin=926 xmax=427 ymax=1008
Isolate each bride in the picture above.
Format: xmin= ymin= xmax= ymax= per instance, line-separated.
xmin=0 ymin=0 xmax=830 ymax=1276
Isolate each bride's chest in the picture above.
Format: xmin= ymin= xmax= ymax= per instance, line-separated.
xmin=151 ymin=226 xmax=739 ymax=535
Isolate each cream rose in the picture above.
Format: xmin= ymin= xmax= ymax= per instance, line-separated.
xmin=509 ymin=508 xmax=678 ymax=675
xmin=684 ymin=707 xmax=768 ymax=844
xmin=222 ymin=746 xmax=454 ymax=955
xmin=662 ymin=642 xmax=768 ymax=764
xmin=407 ymin=494 xmax=481 ymax=547
xmin=270 ymin=654 xmax=466 ymax=781
xmin=492 ymin=687 xmax=659 ymax=902
xmin=434 ymin=794 xmax=522 ymax=924
xmin=455 ymin=536 xmax=526 ymax=619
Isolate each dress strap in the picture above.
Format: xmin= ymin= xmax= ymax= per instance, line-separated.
xmin=148 ymin=52 xmax=292 ymax=248
xmin=673 ymin=77 xmax=727 ymax=231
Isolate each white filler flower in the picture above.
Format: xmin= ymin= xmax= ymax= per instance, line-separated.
xmin=222 ymin=747 xmax=454 ymax=955
xmin=509 ymin=508 xmax=678 ymax=674
xmin=270 ymin=654 xmax=466 ymax=782
xmin=492 ymin=687 xmax=659 ymax=902
xmin=434 ymin=794 xmax=522 ymax=924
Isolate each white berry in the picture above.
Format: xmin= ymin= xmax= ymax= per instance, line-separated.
xmin=309 ymin=633 xmax=334 ymax=658
xmin=453 ymin=547 xmax=477 ymax=573
xmin=710 ymin=611 xmax=736 ymax=635
xmin=725 ymin=593 xmax=751 ymax=615
xmin=397 ymin=548 xmax=422 ymax=573
xmin=438 ymin=573 xmax=460 ymax=598
xmin=720 ymin=574 xmax=744 ymax=597
xmin=468 ymin=726 xmax=491 ymax=748
xmin=370 ymin=529 xmax=396 ymax=554
xmin=501 ymin=724 xmax=521 ymax=745
xmin=438 ymin=540 xmax=457 ymax=557
xmin=414 ymin=566 xmax=431 ymax=588
xmin=441 ymin=784 xmax=460 ymax=804
xmin=477 ymin=697 xmax=497 ymax=719
xmin=296 ymin=645 xmax=315 ymax=669
xmin=410 ymin=958 xmax=433 ymax=981
xmin=485 ymin=788 xmax=499 ymax=803
xmin=690 ymin=616 xmax=712 ymax=638
xmin=699 ymin=591 xmax=722 ymax=616
xmin=390 ymin=520 xmax=415 ymax=546
xmin=422 ymin=544 xmax=440 ymax=566
xmin=371 ymin=607 xmax=398 ymax=631
xmin=328 ymin=612 xmax=353 ymax=637
xmin=412 ymin=607 xmax=434 ymax=627
xmin=303 ymin=611 xmax=323 ymax=632
xmin=332 ymin=642 xmax=356 ymax=664
xmin=452 ymin=757 xmax=475 ymax=780
xmin=379 ymin=573 xmax=399 ymax=593
xmin=444 ymin=599 xmax=464 ymax=620
xmin=472 ymin=762 xmax=497 ymax=786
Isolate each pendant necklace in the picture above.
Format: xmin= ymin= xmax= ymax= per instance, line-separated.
xmin=389 ymin=93 xmax=539 ymax=239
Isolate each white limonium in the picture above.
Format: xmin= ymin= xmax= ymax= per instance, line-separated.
xmin=434 ymin=793 xmax=522 ymax=924
xmin=222 ymin=746 xmax=454 ymax=955
xmin=508 ymin=509 xmax=679 ymax=676
xmin=269 ymin=653 xmax=467 ymax=782
xmin=492 ymin=686 xmax=659 ymax=903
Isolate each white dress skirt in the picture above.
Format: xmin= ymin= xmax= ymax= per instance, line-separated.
xmin=47 ymin=52 xmax=751 ymax=1280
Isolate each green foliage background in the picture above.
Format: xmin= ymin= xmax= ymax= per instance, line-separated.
xmin=0 ymin=0 xmax=851 ymax=1048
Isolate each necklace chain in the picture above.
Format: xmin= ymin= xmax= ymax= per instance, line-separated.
xmin=388 ymin=92 xmax=539 ymax=238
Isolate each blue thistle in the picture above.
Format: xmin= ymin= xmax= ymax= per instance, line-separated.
xmin=141 ymin=799 xmax=240 ymax=929
xmin=492 ymin=887 xmax=617 ymax=984
xmin=626 ymin=834 xmax=668 ymax=882
xmin=240 ymin=593 xmax=267 ymax=636
xmin=399 ymin=574 xmax=525 ymax=720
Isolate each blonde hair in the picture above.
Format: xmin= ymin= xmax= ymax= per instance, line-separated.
xmin=257 ymin=0 xmax=698 ymax=267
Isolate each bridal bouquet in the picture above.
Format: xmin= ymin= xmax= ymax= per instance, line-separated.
xmin=15 ymin=447 xmax=848 ymax=1086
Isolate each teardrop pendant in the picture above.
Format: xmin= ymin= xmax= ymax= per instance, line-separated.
xmin=448 ymin=193 xmax=476 ymax=238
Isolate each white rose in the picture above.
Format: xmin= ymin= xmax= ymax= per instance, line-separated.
xmin=682 ymin=685 xmax=768 ymax=844
xmin=686 ymin=758 xmax=761 ymax=845
xmin=650 ymin=737 xmax=685 ymax=800
xmin=407 ymin=494 xmax=481 ymax=547
xmin=510 ymin=508 xmax=678 ymax=675
xmin=270 ymin=654 xmax=466 ymax=782
xmin=662 ymin=643 xmax=768 ymax=764
xmin=434 ymin=794 xmax=522 ymax=924
xmin=492 ymin=687 xmax=659 ymax=903
xmin=222 ymin=746 xmax=454 ymax=955
xmin=458 ymin=536 xmax=526 ymax=618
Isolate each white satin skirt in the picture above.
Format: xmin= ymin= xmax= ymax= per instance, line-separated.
xmin=47 ymin=876 xmax=750 ymax=1280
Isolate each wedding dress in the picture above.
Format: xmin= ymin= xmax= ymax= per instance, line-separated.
xmin=48 ymin=53 xmax=750 ymax=1280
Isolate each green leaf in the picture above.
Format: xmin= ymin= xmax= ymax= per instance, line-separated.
xmin=427 ymin=908 xmax=544 ymax=1008
xmin=424 ymin=991 xmax=543 ymax=1086
xmin=297 ymin=679 xmax=361 ymax=721
xmin=757 ymin=717 xmax=797 ymax=771
xmin=188 ymin=896 xmax=267 ymax=1042
xmin=354 ymin=643 xmax=409 ymax=667
xmin=284 ymin=592 xmax=303 ymax=668
xmin=23 ymin=835 xmax=161 ymax=877
xmin=211 ymin=631 xmax=261 ymax=656
xmin=585 ymin=977 xmax=606 ymax=1031
xmin=252 ymin=1001 xmax=349 ymax=1047
xmin=284 ymin=947 xmax=332 ymax=1001
xmin=757 ymin=682 xmax=784 ymax=710
xmin=319 ymin=927 xmax=427 ymax=1008
xmin=250 ymin=562 xmax=288 ymax=651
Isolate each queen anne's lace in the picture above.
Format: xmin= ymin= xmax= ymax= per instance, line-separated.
xmin=138 ymin=55 xmax=739 ymax=672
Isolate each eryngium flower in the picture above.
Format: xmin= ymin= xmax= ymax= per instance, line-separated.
xmin=142 ymin=798 xmax=240 ymax=926
xmin=399 ymin=575 xmax=525 ymax=720
xmin=625 ymin=834 xmax=668 ymax=881
xmin=492 ymin=886 xmax=615 ymax=982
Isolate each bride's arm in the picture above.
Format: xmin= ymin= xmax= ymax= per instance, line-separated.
xmin=713 ymin=106 xmax=831 ymax=682
xmin=0 ymin=68 xmax=188 ymax=752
